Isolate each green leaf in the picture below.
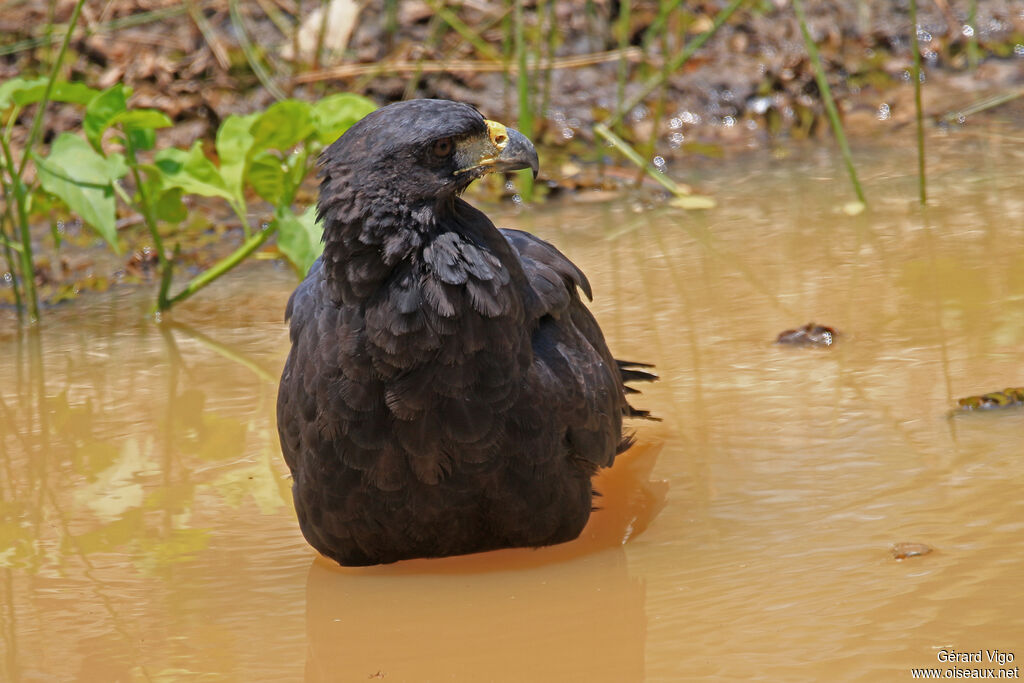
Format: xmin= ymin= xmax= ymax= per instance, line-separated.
xmin=247 ymin=151 xmax=286 ymax=205
xmin=250 ymin=100 xmax=314 ymax=151
xmin=0 ymin=77 xmax=43 ymax=109
xmin=104 ymin=152 xmax=130 ymax=179
xmin=126 ymin=127 xmax=156 ymax=152
xmin=114 ymin=109 xmax=173 ymax=131
xmin=274 ymin=205 xmax=323 ymax=277
xmin=154 ymin=187 xmax=188 ymax=224
xmin=139 ymin=166 xmax=187 ymax=224
xmin=83 ymin=84 xmax=128 ymax=151
xmin=114 ymin=109 xmax=172 ymax=152
xmin=312 ymin=93 xmax=376 ymax=145
xmin=36 ymin=133 xmax=126 ymax=253
xmin=1 ymin=78 xmax=100 ymax=109
xmin=281 ymin=145 xmax=310 ymax=206
xmin=154 ymin=143 xmax=234 ymax=202
xmin=215 ymin=112 xmax=258 ymax=201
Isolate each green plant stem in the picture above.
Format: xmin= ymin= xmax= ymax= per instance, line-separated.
xmin=163 ymin=224 xmax=277 ymax=310
xmin=614 ymin=0 xmax=631 ymax=134
xmin=641 ymin=0 xmax=683 ymax=51
xmin=909 ymin=0 xmax=926 ymax=205
xmin=1 ymin=211 xmax=25 ymax=318
xmin=605 ymin=0 xmax=746 ymax=129
xmin=230 ymin=200 xmax=254 ymax=238
xmin=514 ymin=0 xmax=534 ymax=201
xmin=15 ymin=0 xmax=87 ymax=183
xmin=538 ymin=0 xmax=557 ymax=122
xmin=966 ymin=0 xmax=979 ymax=69
xmin=791 ymin=0 xmax=866 ymax=206
xmin=123 ymin=139 xmax=175 ymax=310
xmin=0 ymin=135 xmax=39 ymax=320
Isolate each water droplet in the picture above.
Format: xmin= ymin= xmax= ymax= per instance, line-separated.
xmin=511 ymin=194 xmax=522 ymax=205
xmin=876 ymin=103 xmax=891 ymax=121
xmin=652 ymin=156 xmax=666 ymax=170
xmin=961 ymin=24 xmax=975 ymax=38
xmin=916 ymin=27 xmax=932 ymax=43
xmin=668 ymin=117 xmax=683 ymax=130
xmin=504 ymin=180 xmax=515 ymax=192
xmin=678 ymin=111 xmax=699 ymax=125
xmin=749 ymin=96 xmax=773 ymax=115
xmin=3 ymin=272 xmax=11 ymax=284
xmin=561 ymin=127 xmax=574 ymax=140
xmin=669 ymin=132 xmax=685 ymax=148
xmin=629 ymin=105 xmax=649 ymax=122
xmin=723 ymin=116 xmax=736 ymax=128
xmin=1015 ymin=44 xmax=1024 ymax=57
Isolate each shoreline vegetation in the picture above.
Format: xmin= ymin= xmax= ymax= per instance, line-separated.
xmin=2 ymin=0 xmax=1023 ymax=319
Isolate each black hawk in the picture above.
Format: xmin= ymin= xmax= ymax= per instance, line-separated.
xmin=277 ymin=99 xmax=652 ymax=566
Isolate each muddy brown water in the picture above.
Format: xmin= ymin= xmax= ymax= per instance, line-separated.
xmin=2 ymin=129 xmax=1024 ymax=681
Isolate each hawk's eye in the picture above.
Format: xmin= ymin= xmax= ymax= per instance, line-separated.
xmin=432 ymin=137 xmax=454 ymax=157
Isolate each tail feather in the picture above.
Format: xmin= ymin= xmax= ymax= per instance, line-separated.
xmin=616 ymin=358 xmax=659 ymax=421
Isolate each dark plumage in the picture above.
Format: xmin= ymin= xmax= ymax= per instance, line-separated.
xmin=276 ymin=99 xmax=652 ymax=566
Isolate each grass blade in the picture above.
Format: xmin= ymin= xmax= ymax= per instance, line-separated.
xmin=791 ymin=0 xmax=866 ymax=206
xmin=966 ymin=0 xmax=979 ymax=69
xmin=229 ymin=0 xmax=287 ymax=101
xmin=605 ymin=0 xmax=746 ymax=129
xmin=909 ymin=0 xmax=926 ymax=205
xmin=514 ymin=0 xmax=534 ymax=201
xmin=594 ymin=123 xmax=714 ymax=208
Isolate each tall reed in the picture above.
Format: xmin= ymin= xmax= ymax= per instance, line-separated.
xmin=909 ymin=0 xmax=926 ymax=205
xmin=791 ymin=0 xmax=866 ymax=206
xmin=514 ymin=0 xmax=534 ymax=201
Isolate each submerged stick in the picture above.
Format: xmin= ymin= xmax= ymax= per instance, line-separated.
xmin=791 ymin=0 xmax=866 ymax=206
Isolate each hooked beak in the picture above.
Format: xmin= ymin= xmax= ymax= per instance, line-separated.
xmin=454 ymin=120 xmax=539 ymax=179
